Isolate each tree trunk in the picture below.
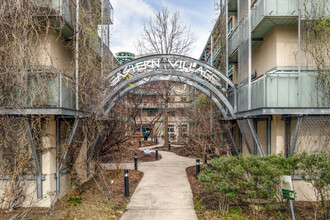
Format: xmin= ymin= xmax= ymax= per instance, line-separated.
xmin=164 ymin=89 xmax=169 ymax=147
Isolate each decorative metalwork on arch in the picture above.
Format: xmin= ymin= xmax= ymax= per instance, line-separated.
xmin=105 ymin=76 xmax=229 ymax=117
xmin=102 ymin=54 xmax=237 ymax=119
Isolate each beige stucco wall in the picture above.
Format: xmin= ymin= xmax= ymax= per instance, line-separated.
xmin=231 ymin=15 xmax=238 ymax=29
xmin=252 ymin=26 xmax=298 ymax=77
xmin=252 ymin=28 xmax=278 ymax=77
xmin=32 ymin=29 xmax=74 ymax=76
xmin=293 ymin=180 xmax=317 ymax=201
xmin=276 ymin=26 xmax=299 ymax=67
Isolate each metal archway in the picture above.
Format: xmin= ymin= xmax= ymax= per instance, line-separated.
xmin=105 ymin=75 xmax=229 ymax=118
xmin=101 ymin=70 xmax=236 ymax=119
xmin=103 ymin=54 xmax=237 ymax=115
xmin=99 ymin=54 xmax=268 ymax=156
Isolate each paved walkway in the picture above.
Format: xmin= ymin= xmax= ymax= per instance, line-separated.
xmin=116 ymin=141 xmax=198 ymax=220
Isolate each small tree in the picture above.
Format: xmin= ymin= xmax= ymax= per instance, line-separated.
xmin=136 ymin=6 xmax=196 ymax=147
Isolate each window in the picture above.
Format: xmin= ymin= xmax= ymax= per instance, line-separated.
xmin=168 ymin=97 xmax=176 ymax=102
xmin=180 ymin=109 xmax=186 ymax=116
xmin=181 ymin=97 xmax=187 ymax=102
xmin=168 ymin=125 xmax=175 ymax=132
xmin=179 ymin=124 xmax=188 ymax=138
xmin=148 ymin=110 xmax=156 ymax=116
xmin=168 ymin=111 xmax=175 ymax=116
xmin=228 ymin=64 xmax=233 ymax=79
xmin=168 ymin=124 xmax=175 ymax=139
xmin=228 ymin=18 xmax=233 ymax=36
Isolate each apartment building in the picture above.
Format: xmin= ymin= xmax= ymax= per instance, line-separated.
xmin=201 ymin=0 xmax=329 ymax=200
xmin=0 ymin=0 xmax=118 ymax=208
xmin=116 ymin=51 xmax=136 ymax=65
xmin=114 ymin=52 xmax=192 ymax=142
xmin=131 ymin=84 xmax=192 ymax=142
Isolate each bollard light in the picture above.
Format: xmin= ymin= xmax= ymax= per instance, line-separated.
xmin=155 ymin=147 xmax=158 ymax=160
xmin=196 ymin=159 xmax=200 ymax=178
xmin=168 ymin=143 xmax=171 ymax=151
xmin=134 ymin=154 xmax=138 ymax=170
xmin=124 ymin=170 xmax=129 ymax=197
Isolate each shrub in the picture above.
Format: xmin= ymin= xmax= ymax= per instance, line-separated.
xmin=298 ymin=153 xmax=330 ymax=219
xmin=199 ymin=156 xmax=244 ymax=215
xmin=199 ymin=154 xmax=299 ymax=216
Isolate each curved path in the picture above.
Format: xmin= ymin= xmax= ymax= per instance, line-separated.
xmin=120 ymin=143 xmax=198 ymax=220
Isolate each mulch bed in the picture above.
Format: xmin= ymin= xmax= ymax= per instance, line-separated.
xmin=100 ymin=139 xmax=162 ymax=163
xmin=186 ymin=165 xmax=326 ymax=219
xmin=4 ymin=170 xmax=143 ymax=220
xmin=158 ymin=145 xmax=198 ymax=158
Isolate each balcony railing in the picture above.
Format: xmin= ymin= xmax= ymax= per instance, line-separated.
xmin=0 ymin=67 xmax=75 ymax=110
xmin=102 ymin=0 xmax=114 ymax=25
xmin=228 ymin=26 xmax=239 ymax=56
xmin=251 ymin=0 xmax=298 ymax=30
xmin=229 ymin=67 xmax=329 ymax=112
xmin=35 ymin=0 xmax=74 ymax=28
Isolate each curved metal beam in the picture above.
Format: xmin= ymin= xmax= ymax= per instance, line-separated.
xmin=104 ymin=76 xmax=232 ymax=119
xmin=101 ymin=70 xmax=235 ymax=117
xmin=105 ymin=54 xmax=235 ymax=88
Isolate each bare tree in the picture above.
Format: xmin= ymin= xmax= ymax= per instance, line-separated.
xmin=136 ymin=6 xmax=196 ymax=55
xmin=136 ymin=6 xmax=196 ymax=147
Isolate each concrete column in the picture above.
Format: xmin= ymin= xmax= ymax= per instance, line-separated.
xmin=38 ymin=116 xmax=57 ymax=207
xmin=271 ymin=115 xmax=285 ymax=154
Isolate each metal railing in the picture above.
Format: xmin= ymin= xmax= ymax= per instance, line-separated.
xmin=228 ymin=26 xmax=239 ymax=56
xmin=102 ymin=0 xmax=114 ymax=25
xmin=34 ymin=0 xmax=73 ymax=27
xmin=0 ymin=68 xmax=75 ymax=110
xmin=251 ymin=0 xmax=298 ymax=30
xmin=229 ymin=67 xmax=329 ymax=111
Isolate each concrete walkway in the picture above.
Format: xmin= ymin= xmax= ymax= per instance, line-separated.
xmin=119 ymin=141 xmax=198 ymax=220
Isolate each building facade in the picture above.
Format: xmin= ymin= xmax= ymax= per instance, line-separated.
xmin=201 ymin=0 xmax=329 ymax=201
xmin=0 ymin=0 xmax=118 ymax=208
xmin=131 ymin=83 xmax=192 ymax=142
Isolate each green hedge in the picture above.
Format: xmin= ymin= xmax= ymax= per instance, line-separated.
xmin=198 ymin=153 xmax=329 ymax=217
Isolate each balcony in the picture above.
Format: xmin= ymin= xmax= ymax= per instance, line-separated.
xmin=138 ymin=102 xmax=161 ymax=109
xmin=0 ymin=67 xmax=75 ymax=114
xmin=229 ymin=67 xmax=330 ymax=113
xmin=228 ymin=27 xmax=239 ymax=57
xmin=137 ymin=101 xmax=192 ymax=110
xmin=35 ymin=0 xmax=74 ymax=38
xmin=228 ymin=0 xmax=238 ymax=15
xmin=206 ymin=37 xmax=222 ymax=66
xmin=102 ymin=0 xmax=114 ymax=25
xmin=251 ymin=0 xmax=299 ymax=40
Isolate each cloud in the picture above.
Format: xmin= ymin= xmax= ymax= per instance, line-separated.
xmin=110 ymin=0 xmax=215 ymax=59
xmin=164 ymin=1 xmax=215 ymax=59
xmin=110 ymin=0 xmax=154 ymax=55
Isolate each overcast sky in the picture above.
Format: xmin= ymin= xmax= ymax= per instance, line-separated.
xmin=110 ymin=0 xmax=217 ymax=59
